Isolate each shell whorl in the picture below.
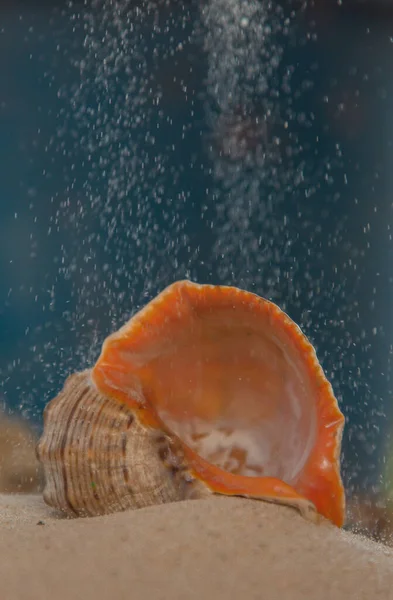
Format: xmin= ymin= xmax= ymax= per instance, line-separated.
xmin=37 ymin=371 xmax=210 ymax=517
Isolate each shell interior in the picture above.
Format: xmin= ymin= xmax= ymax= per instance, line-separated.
xmin=107 ymin=291 xmax=317 ymax=487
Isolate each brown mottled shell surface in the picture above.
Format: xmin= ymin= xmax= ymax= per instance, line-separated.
xmin=37 ymin=371 xmax=210 ymax=516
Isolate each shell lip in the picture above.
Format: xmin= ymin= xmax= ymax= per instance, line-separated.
xmin=91 ymin=280 xmax=346 ymax=528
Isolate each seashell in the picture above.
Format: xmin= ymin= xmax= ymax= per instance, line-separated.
xmin=37 ymin=280 xmax=345 ymax=526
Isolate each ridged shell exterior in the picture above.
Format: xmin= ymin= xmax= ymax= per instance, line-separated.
xmin=37 ymin=371 xmax=210 ymax=516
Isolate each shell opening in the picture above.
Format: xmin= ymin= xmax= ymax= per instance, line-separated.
xmin=118 ymin=303 xmax=317 ymax=485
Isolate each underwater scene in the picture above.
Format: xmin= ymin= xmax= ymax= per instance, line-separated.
xmin=1 ymin=0 xmax=393 ymax=550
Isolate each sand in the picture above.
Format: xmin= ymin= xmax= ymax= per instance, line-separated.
xmin=1 ymin=495 xmax=393 ymax=600
xmin=0 ymin=413 xmax=42 ymax=494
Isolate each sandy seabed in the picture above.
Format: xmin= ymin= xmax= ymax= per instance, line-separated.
xmin=1 ymin=494 xmax=393 ymax=600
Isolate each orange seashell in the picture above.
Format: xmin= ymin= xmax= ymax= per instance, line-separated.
xmin=37 ymin=280 xmax=345 ymax=527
